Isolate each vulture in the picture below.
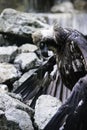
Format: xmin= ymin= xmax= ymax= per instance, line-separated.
xmin=32 ymin=25 xmax=87 ymax=130
xmin=32 ymin=25 xmax=87 ymax=90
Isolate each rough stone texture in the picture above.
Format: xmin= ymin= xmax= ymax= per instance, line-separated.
xmin=0 ymin=8 xmax=48 ymax=37
xmin=18 ymin=43 xmax=38 ymax=53
xmin=14 ymin=52 xmax=40 ymax=70
xmin=34 ymin=95 xmax=62 ymax=130
xmin=0 ymin=111 xmax=21 ymax=130
xmin=0 ymin=46 xmax=18 ymax=63
xmin=5 ymin=108 xmax=34 ymax=130
xmin=51 ymin=1 xmax=74 ymax=13
xmin=0 ymin=93 xmax=33 ymax=113
xmin=0 ymin=63 xmax=21 ymax=83
xmin=0 ymin=93 xmax=34 ymax=130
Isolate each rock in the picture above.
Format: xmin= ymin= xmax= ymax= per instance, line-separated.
xmin=0 ymin=63 xmax=21 ymax=83
xmin=0 ymin=92 xmax=34 ymax=115
xmin=0 ymin=8 xmax=48 ymax=40
xmin=5 ymin=108 xmax=34 ymax=130
xmin=0 ymin=84 xmax=8 ymax=93
xmin=14 ymin=52 xmax=40 ymax=71
xmin=0 ymin=46 xmax=18 ymax=63
xmin=0 ymin=93 xmax=34 ymax=130
xmin=51 ymin=1 xmax=74 ymax=13
xmin=18 ymin=43 xmax=38 ymax=53
xmin=0 ymin=111 xmax=21 ymax=130
xmin=34 ymin=95 xmax=62 ymax=130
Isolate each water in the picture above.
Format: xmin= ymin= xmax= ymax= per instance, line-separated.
xmin=43 ymin=12 xmax=87 ymax=35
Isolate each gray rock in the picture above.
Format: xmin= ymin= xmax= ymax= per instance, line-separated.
xmin=34 ymin=95 xmax=62 ymax=130
xmin=0 ymin=93 xmax=34 ymax=130
xmin=5 ymin=108 xmax=34 ymax=130
xmin=51 ymin=1 xmax=74 ymax=13
xmin=0 ymin=110 xmax=21 ymax=130
xmin=0 ymin=46 xmax=18 ymax=63
xmin=0 ymin=8 xmax=48 ymax=38
xmin=0 ymin=63 xmax=21 ymax=83
xmin=18 ymin=43 xmax=38 ymax=53
xmin=14 ymin=52 xmax=40 ymax=70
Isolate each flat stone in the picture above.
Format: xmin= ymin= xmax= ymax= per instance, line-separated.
xmin=34 ymin=95 xmax=62 ymax=130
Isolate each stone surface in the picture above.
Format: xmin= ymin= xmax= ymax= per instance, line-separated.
xmin=0 ymin=46 xmax=18 ymax=63
xmin=14 ymin=52 xmax=40 ymax=70
xmin=34 ymin=95 xmax=62 ymax=130
xmin=0 ymin=8 xmax=48 ymax=37
xmin=51 ymin=1 xmax=74 ymax=13
xmin=0 ymin=63 xmax=21 ymax=83
xmin=5 ymin=108 xmax=34 ymax=130
xmin=0 ymin=93 xmax=34 ymax=130
xmin=18 ymin=43 xmax=38 ymax=53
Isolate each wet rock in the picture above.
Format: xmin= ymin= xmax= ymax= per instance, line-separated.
xmin=14 ymin=52 xmax=40 ymax=71
xmin=0 ymin=92 xmax=34 ymax=130
xmin=0 ymin=63 xmax=21 ymax=83
xmin=18 ymin=43 xmax=38 ymax=53
xmin=0 ymin=46 xmax=18 ymax=63
xmin=51 ymin=1 xmax=74 ymax=13
xmin=34 ymin=95 xmax=62 ymax=130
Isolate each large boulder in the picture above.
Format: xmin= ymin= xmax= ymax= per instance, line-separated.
xmin=34 ymin=95 xmax=62 ymax=130
xmin=0 ymin=92 xmax=34 ymax=130
xmin=0 ymin=8 xmax=48 ymax=45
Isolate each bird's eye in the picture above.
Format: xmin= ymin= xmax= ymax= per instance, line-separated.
xmin=40 ymin=42 xmax=45 ymax=49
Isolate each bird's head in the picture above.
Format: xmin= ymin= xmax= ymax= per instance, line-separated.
xmin=32 ymin=25 xmax=68 ymax=57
